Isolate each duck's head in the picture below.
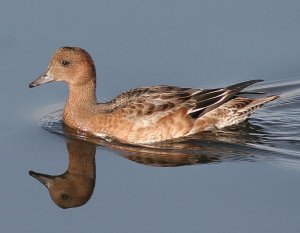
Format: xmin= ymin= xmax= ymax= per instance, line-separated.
xmin=29 ymin=47 xmax=96 ymax=88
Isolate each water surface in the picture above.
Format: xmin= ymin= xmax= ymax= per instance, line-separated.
xmin=1 ymin=1 xmax=300 ymax=233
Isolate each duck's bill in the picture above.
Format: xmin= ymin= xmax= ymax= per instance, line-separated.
xmin=29 ymin=170 xmax=54 ymax=188
xmin=29 ymin=72 xmax=54 ymax=88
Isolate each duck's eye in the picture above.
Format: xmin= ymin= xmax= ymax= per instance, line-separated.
xmin=61 ymin=60 xmax=70 ymax=66
xmin=61 ymin=194 xmax=69 ymax=200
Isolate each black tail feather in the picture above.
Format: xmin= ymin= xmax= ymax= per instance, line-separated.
xmin=189 ymin=80 xmax=264 ymax=119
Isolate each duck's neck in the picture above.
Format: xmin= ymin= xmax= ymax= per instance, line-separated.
xmin=65 ymin=79 xmax=97 ymax=112
xmin=63 ymin=79 xmax=98 ymax=129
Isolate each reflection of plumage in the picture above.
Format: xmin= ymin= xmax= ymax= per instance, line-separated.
xmin=29 ymin=140 xmax=96 ymax=209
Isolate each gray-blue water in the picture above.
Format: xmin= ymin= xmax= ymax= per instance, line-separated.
xmin=1 ymin=1 xmax=300 ymax=233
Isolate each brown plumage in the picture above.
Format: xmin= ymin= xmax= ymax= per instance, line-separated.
xmin=29 ymin=47 xmax=279 ymax=144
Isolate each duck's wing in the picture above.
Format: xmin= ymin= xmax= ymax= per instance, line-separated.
xmin=108 ymin=85 xmax=196 ymax=122
xmin=187 ymin=79 xmax=263 ymax=118
xmin=108 ymin=80 xmax=263 ymax=126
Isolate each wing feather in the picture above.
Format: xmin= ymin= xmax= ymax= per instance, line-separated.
xmin=103 ymin=80 xmax=263 ymax=125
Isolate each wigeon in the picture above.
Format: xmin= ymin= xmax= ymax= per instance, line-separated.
xmin=29 ymin=47 xmax=278 ymax=144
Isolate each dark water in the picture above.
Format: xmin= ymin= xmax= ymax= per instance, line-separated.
xmin=2 ymin=1 xmax=300 ymax=233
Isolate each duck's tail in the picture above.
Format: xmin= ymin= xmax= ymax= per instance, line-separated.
xmin=214 ymin=95 xmax=279 ymax=129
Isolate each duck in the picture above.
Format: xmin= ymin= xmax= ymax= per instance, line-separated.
xmin=29 ymin=46 xmax=278 ymax=144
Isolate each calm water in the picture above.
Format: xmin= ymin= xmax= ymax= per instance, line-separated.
xmin=1 ymin=1 xmax=300 ymax=233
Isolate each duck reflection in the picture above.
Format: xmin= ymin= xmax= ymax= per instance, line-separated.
xmin=29 ymin=122 xmax=257 ymax=208
xmin=29 ymin=139 xmax=96 ymax=209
